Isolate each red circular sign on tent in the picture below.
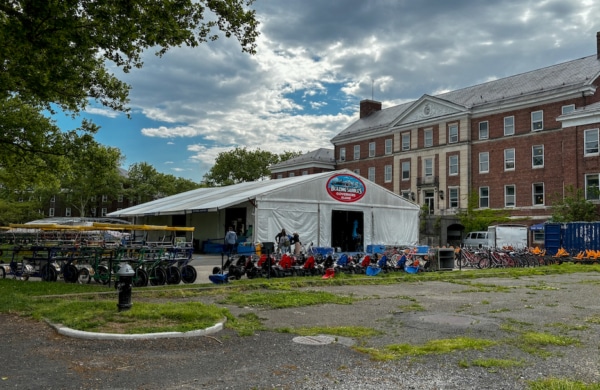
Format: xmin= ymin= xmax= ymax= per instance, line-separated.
xmin=326 ymin=174 xmax=366 ymax=203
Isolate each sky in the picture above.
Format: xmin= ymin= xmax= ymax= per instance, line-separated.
xmin=53 ymin=0 xmax=600 ymax=183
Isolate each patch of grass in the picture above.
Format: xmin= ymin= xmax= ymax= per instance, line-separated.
xmin=450 ymin=280 xmax=515 ymax=293
xmin=356 ymin=337 xmax=496 ymax=360
xmin=464 ymin=358 xmax=525 ymax=370
xmin=226 ymin=312 xmax=266 ymax=336
xmin=220 ymin=290 xmax=355 ymax=309
xmin=546 ymin=322 xmax=589 ymax=332
xmin=585 ymin=315 xmax=600 ymax=324
xmin=527 ymin=377 xmax=600 ymax=390
xmin=397 ymin=302 xmax=425 ymax=312
xmin=276 ymin=325 xmax=382 ymax=338
xmin=512 ymin=331 xmax=579 ymax=356
xmin=481 ymin=300 xmax=490 ymax=304
xmin=489 ymin=308 xmax=511 ymax=313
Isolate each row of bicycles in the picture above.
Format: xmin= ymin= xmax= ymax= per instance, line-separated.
xmin=0 ymin=244 xmax=198 ymax=286
xmin=457 ymin=247 xmax=563 ymax=269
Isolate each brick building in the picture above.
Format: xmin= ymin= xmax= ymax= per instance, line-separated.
xmin=279 ymin=32 xmax=600 ymax=246
xmin=270 ymin=148 xmax=336 ymax=179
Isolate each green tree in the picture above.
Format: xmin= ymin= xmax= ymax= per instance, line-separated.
xmin=126 ymin=162 xmax=201 ymax=204
xmin=456 ymin=192 xmax=511 ymax=233
xmin=202 ymin=148 xmax=300 ymax=186
xmin=551 ymin=185 xmax=598 ymax=222
xmin=60 ymin=141 xmax=125 ymax=217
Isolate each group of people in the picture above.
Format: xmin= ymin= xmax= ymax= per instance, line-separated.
xmin=275 ymin=228 xmax=302 ymax=255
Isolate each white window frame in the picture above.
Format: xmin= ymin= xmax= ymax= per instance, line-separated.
xmin=504 ymin=148 xmax=515 ymax=171
xmin=424 ymin=129 xmax=433 ymax=147
xmin=91 ymin=207 xmax=97 ymax=216
xmin=49 ymin=208 xmax=55 ymax=217
xmin=479 ymin=187 xmax=489 ymax=208
xmin=532 ymin=145 xmax=544 ymax=168
xmin=448 ymin=124 xmax=458 ymax=143
xmin=401 ymin=133 xmax=410 ymax=151
xmin=585 ymin=174 xmax=600 ymax=200
xmin=449 ymin=155 xmax=459 ymax=176
xmin=289 ymin=172 xmax=295 ymax=177
xmin=479 ymin=152 xmax=489 ymax=173
xmin=505 ymin=185 xmax=516 ymax=207
xmin=401 ymin=161 xmax=410 ymax=181
xmin=504 ymin=116 xmax=514 ymax=136
xmin=302 ymin=170 xmax=308 ymax=176
xmin=533 ymin=183 xmax=544 ymax=206
xmin=384 ymin=165 xmax=392 ymax=183
xmin=479 ymin=121 xmax=489 ymax=140
xmin=448 ymin=187 xmax=459 ymax=208
xmin=368 ymin=167 xmax=375 ymax=182
xmin=354 ymin=145 xmax=360 ymax=160
xmin=531 ymin=110 xmax=543 ymax=131
xmin=65 ymin=207 xmax=72 ymax=217
xmin=118 ymin=194 xmax=124 ymax=203
xmin=584 ymin=129 xmax=599 ymax=156
xmin=424 ymin=158 xmax=433 ymax=177
xmin=339 ymin=147 xmax=346 ymax=162
xmin=385 ymin=139 xmax=392 ymax=155
xmin=101 ymin=207 xmax=107 ymax=217
xmin=101 ymin=194 xmax=108 ymax=203
xmin=369 ymin=142 xmax=376 ymax=157
xmin=50 ymin=195 xmax=56 ymax=203
xmin=562 ymin=104 xmax=575 ymax=114
xmin=276 ymin=174 xmax=283 ymax=179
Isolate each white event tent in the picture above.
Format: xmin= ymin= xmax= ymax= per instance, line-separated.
xmin=108 ymin=170 xmax=420 ymax=251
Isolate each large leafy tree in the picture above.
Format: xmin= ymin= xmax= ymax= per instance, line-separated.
xmin=551 ymin=185 xmax=598 ymax=222
xmin=203 ymin=148 xmax=302 ymax=186
xmin=126 ymin=162 xmax=201 ymax=204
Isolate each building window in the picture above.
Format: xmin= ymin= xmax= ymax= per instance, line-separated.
xmin=118 ymin=194 xmax=124 ymax=203
xmin=49 ymin=208 xmax=55 ymax=217
xmin=368 ymin=167 xmax=375 ymax=182
xmin=532 ymin=145 xmax=544 ymax=168
xmin=505 ymin=185 xmax=516 ymax=207
xmin=449 ymin=155 xmax=459 ymax=176
xmin=91 ymin=208 xmax=97 ymax=216
xmin=401 ymin=161 xmax=410 ymax=180
xmin=585 ymin=174 xmax=600 ymax=200
xmin=479 ymin=121 xmax=489 ymax=140
xmin=424 ymin=158 xmax=433 ymax=177
xmin=504 ymin=148 xmax=515 ymax=171
xmin=424 ymin=129 xmax=433 ymax=147
xmin=302 ymin=170 xmax=308 ymax=175
xmin=448 ymin=124 xmax=458 ymax=143
xmin=504 ymin=116 xmax=514 ymax=136
xmin=479 ymin=152 xmax=489 ymax=173
xmin=385 ymin=139 xmax=392 ymax=154
xmin=384 ymin=165 xmax=392 ymax=183
xmin=101 ymin=208 xmax=107 ymax=217
xmin=533 ymin=183 xmax=544 ymax=206
xmin=101 ymin=194 xmax=108 ymax=202
xmin=401 ymin=133 xmax=410 ymax=151
xmin=339 ymin=147 xmax=346 ymax=162
xmin=289 ymin=172 xmax=295 ymax=177
xmin=369 ymin=142 xmax=376 ymax=157
xmin=584 ymin=129 xmax=599 ymax=156
xmin=531 ymin=110 xmax=543 ymax=131
xmin=449 ymin=187 xmax=459 ymax=208
xmin=90 ymin=196 xmax=96 ymax=202
xmin=353 ymin=169 xmax=360 ymax=175
xmin=533 ymin=230 xmax=545 ymax=242
xmin=65 ymin=208 xmax=71 ymax=217
xmin=276 ymin=174 xmax=283 ymax=179
xmin=562 ymin=104 xmax=575 ymax=114
xmin=401 ymin=190 xmax=412 ymax=200
xmin=479 ymin=187 xmax=489 ymax=208
xmin=354 ymin=145 xmax=360 ymax=160
xmin=50 ymin=195 xmax=55 ymax=203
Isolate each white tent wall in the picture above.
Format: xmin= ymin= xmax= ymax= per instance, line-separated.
xmin=255 ymin=200 xmax=319 ymax=248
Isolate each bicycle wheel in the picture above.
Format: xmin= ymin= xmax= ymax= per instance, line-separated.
xmin=180 ymin=265 xmax=197 ymax=284
xmin=77 ymin=267 xmax=91 ymax=284
xmin=149 ymin=266 xmax=166 ymax=286
xmin=63 ymin=264 xmax=79 ymax=283
xmin=478 ymin=257 xmax=490 ymax=269
xmin=166 ymin=266 xmax=182 ymax=285
xmin=96 ymin=265 xmax=110 ymax=285
xmin=133 ymin=268 xmax=149 ymax=287
xmin=40 ymin=264 xmax=58 ymax=282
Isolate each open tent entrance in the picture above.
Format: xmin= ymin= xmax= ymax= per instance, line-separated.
xmin=331 ymin=210 xmax=364 ymax=252
xmin=225 ymin=207 xmax=247 ymax=236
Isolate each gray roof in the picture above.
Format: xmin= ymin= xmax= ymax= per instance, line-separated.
xmin=333 ymin=55 xmax=600 ymax=141
xmin=270 ymin=148 xmax=335 ymax=170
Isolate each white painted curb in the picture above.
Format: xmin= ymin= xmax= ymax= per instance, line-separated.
xmin=47 ymin=318 xmax=226 ymax=340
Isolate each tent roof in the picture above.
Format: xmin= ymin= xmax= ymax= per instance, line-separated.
xmin=108 ymin=170 xmax=419 ymax=218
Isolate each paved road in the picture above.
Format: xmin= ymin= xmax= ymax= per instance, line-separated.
xmin=1 ymin=269 xmax=600 ymax=389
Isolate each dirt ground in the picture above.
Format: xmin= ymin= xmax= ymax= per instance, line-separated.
xmin=1 ymin=270 xmax=600 ymax=389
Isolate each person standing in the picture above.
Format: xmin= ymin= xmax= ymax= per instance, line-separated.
xmin=290 ymin=232 xmax=302 ymax=255
xmin=275 ymin=228 xmax=290 ymax=254
xmin=224 ymin=226 xmax=237 ymax=256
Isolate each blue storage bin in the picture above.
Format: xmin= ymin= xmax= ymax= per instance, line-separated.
xmin=313 ymin=247 xmax=334 ymax=256
xmin=415 ymin=245 xmax=429 ymax=255
xmin=366 ymin=245 xmax=386 ymax=254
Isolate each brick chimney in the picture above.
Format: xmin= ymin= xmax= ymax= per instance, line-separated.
xmin=597 ymin=31 xmax=600 ymax=59
xmin=360 ymin=99 xmax=382 ymax=118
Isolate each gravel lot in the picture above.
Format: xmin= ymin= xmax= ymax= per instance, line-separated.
xmin=2 ymin=270 xmax=600 ymax=389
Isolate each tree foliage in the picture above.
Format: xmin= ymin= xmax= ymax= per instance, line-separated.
xmin=0 ymin=0 xmax=259 ymax=113
xmin=551 ymin=185 xmax=598 ymax=222
xmin=126 ymin=162 xmax=201 ymax=204
xmin=456 ymin=192 xmax=511 ymax=233
xmin=202 ymin=148 xmax=302 ymax=186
